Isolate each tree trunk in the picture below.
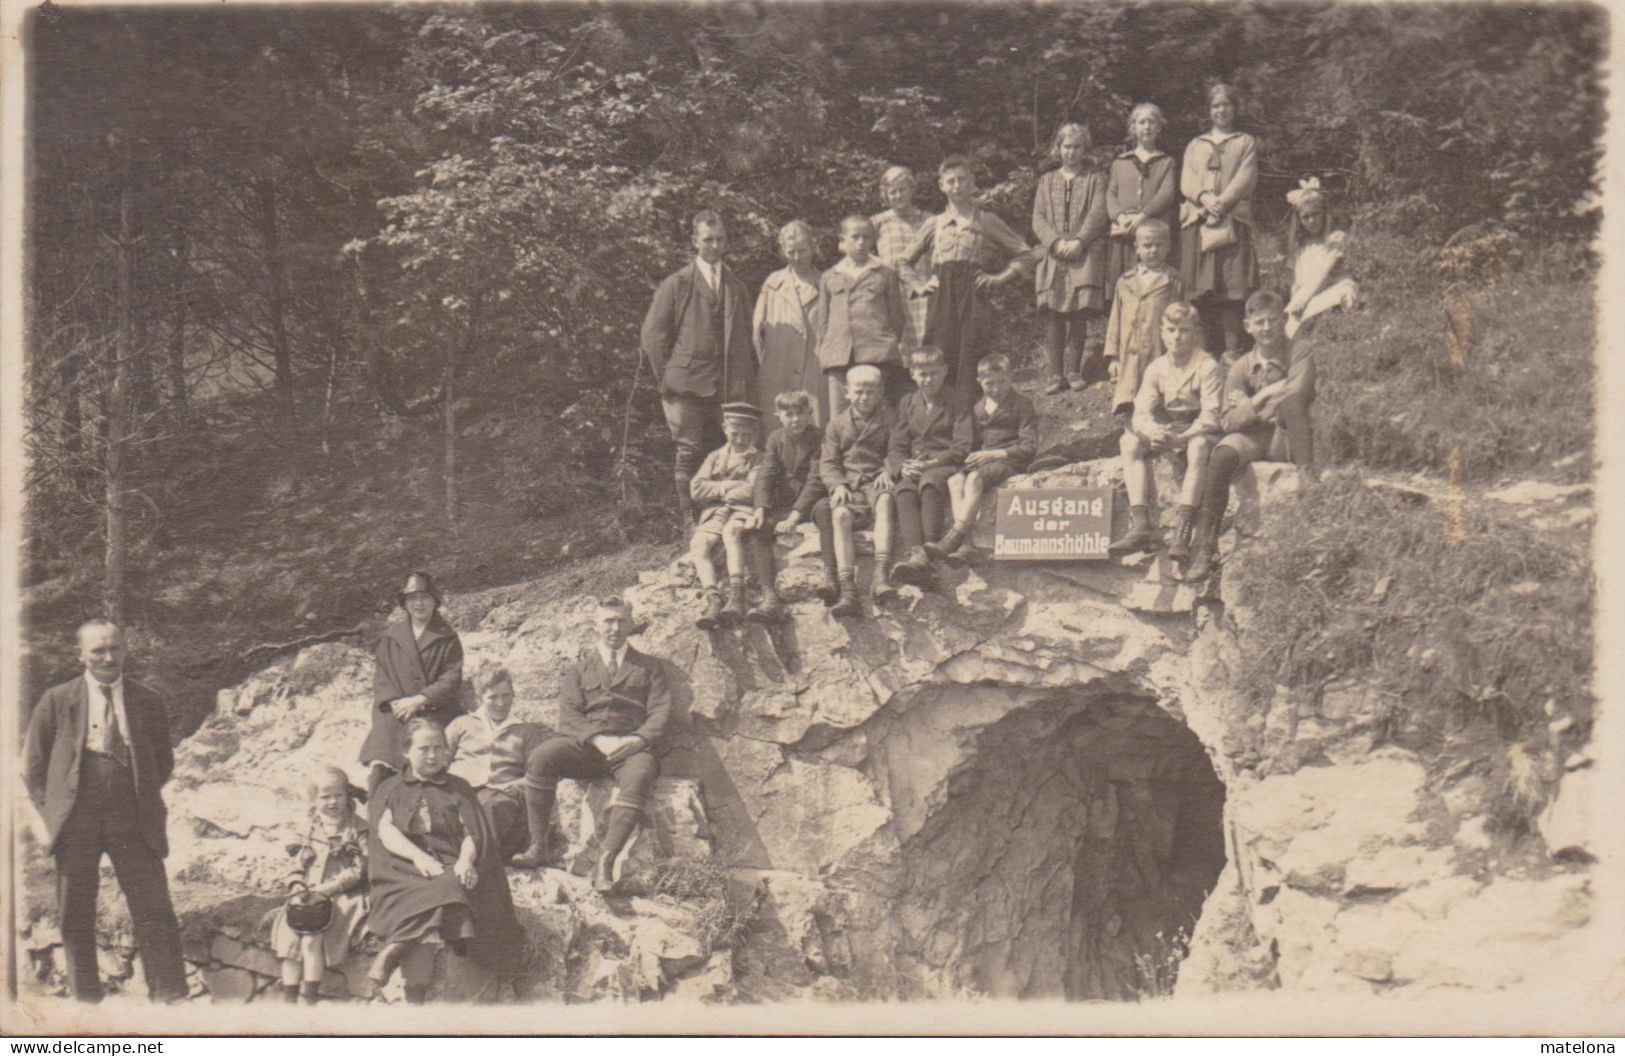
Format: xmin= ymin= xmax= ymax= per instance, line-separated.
xmin=255 ymin=170 xmax=295 ymax=424
xmin=106 ymin=174 xmax=133 ymax=626
xmin=60 ymin=351 xmax=83 ymax=461
xmin=168 ymin=224 xmax=189 ymax=419
xmin=444 ymin=336 xmax=457 ymax=530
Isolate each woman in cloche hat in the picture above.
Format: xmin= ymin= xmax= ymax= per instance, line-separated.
xmin=359 ymin=572 xmax=465 ymax=794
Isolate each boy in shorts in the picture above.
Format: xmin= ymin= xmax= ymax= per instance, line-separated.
xmin=812 ymin=365 xmax=898 ymax=617
xmin=928 ymin=354 xmax=1039 ymax=562
xmin=1107 ymin=301 xmax=1222 ymax=561
xmin=689 ymin=401 xmax=764 ymax=628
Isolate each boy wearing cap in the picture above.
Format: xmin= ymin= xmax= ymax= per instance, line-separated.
xmin=746 ymin=389 xmax=825 ymax=623
xmin=812 ymin=365 xmax=899 ymax=616
xmin=689 ymin=401 xmax=765 ymax=628
xmin=361 ymin=571 xmax=465 ymax=794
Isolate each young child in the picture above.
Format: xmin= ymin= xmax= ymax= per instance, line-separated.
xmin=1104 ymin=219 xmax=1184 ymax=428
xmin=813 ymin=215 xmax=908 ymax=414
xmin=1183 ymin=290 xmax=1315 ymax=581
xmin=367 ymin=719 xmax=521 ymax=1003
xmin=904 ymin=155 xmax=1036 ymax=396
xmin=1179 ymin=82 xmax=1260 ymax=363
xmin=1283 ymin=177 xmax=1357 ymax=339
xmin=812 ymin=365 xmax=898 ymax=616
xmin=1107 ymin=302 xmax=1223 ymax=561
xmin=267 ymin=766 xmax=368 ymax=1005
xmin=1033 ymin=122 xmax=1110 ymax=393
xmin=1105 ymin=103 xmax=1179 ymax=305
xmin=928 ymin=353 xmax=1039 ymax=562
xmin=688 ymin=401 xmax=764 ymax=629
xmin=887 ymin=346 xmax=971 ymax=588
xmin=748 ymin=390 xmax=826 ymax=622
xmin=445 ymin=665 xmax=548 ymax=859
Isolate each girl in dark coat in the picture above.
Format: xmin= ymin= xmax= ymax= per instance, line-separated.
xmin=366 ymin=719 xmax=523 ymax=1003
xmin=361 ymin=572 xmax=464 ymax=794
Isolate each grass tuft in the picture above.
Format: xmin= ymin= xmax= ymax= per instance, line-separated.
xmin=648 ymin=857 xmax=761 ymax=955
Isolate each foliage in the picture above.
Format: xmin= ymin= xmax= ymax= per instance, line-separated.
xmin=648 ymin=856 xmax=761 ymax=954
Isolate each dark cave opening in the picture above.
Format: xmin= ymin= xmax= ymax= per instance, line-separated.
xmin=893 ymin=690 xmax=1228 ymax=1000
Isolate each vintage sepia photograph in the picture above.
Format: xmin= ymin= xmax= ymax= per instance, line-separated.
xmin=1 ymin=0 xmax=1618 ymax=1037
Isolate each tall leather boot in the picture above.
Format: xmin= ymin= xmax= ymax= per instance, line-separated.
xmin=510 ymin=786 xmax=555 ymax=869
xmin=592 ymin=806 xmax=642 ymax=894
xmin=1166 ymin=505 xmax=1197 ymax=563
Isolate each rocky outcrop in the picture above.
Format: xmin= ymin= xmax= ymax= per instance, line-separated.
xmin=17 ymin=457 xmax=1596 ymax=1004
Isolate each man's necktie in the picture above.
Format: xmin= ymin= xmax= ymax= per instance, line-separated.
xmin=100 ymin=682 xmax=131 ymax=768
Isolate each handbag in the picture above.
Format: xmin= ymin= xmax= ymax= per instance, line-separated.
xmin=1200 ymin=216 xmax=1236 ymax=253
xmin=283 ymin=881 xmax=334 ymax=935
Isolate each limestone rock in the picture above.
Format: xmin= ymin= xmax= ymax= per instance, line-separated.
xmin=39 ymin=453 xmax=1588 ymax=1009
xmin=1538 ymin=764 xmax=1593 ymax=858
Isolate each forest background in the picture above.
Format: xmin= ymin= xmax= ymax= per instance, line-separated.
xmin=17 ymin=1 xmax=1605 ymax=745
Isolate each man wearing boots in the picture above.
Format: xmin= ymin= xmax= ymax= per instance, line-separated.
xmin=511 ymin=597 xmax=670 ymax=894
xmin=641 ymin=211 xmax=758 ymax=526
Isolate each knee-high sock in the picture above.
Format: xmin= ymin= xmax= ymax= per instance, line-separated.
xmin=599 ymin=806 xmax=641 ymax=863
xmin=895 ymin=489 xmax=925 ymax=551
xmin=921 ymin=483 xmax=948 ymax=541
xmin=812 ymin=503 xmax=837 ymax=573
xmin=1202 ymin=444 xmax=1244 ymax=520
xmin=1044 ymin=311 xmax=1067 ymax=379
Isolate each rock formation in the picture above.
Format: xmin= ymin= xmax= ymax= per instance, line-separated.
xmin=16 ymin=458 xmax=1596 ymax=1004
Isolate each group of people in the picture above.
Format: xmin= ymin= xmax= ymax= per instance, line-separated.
xmin=21 ymin=84 xmax=1358 ymax=1010
xmin=24 ymin=584 xmax=669 ymax=1005
xmin=644 ymin=84 xmax=1354 ymax=617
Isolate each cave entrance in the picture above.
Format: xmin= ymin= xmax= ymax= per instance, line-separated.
xmin=897 ymin=690 xmax=1227 ymax=1000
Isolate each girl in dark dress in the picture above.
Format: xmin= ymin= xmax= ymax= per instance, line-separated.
xmin=366 ymin=719 xmax=522 ymax=1003
xmin=361 ymin=572 xmax=464 ymax=795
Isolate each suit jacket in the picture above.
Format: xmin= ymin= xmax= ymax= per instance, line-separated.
xmin=886 ymin=389 xmax=972 ymax=474
xmin=972 ymin=390 xmax=1039 ymax=471
xmin=24 ymin=675 xmax=175 ymax=857
xmin=819 ymin=404 xmax=897 ymax=492
xmin=640 ymin=261 xmax=757 ymax=401
xmin=559 ymin=646 xmax=672 ymax=750
xmin=754 ymin=424 xmax=826 ymax=516
xmin=811 ymin=261 xmax=906 ymax=370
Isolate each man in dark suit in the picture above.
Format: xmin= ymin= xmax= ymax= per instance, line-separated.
xmin=23 ymin=619 xmax=188 ymax=1003
xmin=640 ymin=210 xmax=758 ymax=524
xmin=511 ymin=596 xmax=671 ymax=892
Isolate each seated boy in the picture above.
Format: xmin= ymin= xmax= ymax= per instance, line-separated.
xmin=688 ymin=401 xmax=764 ymax=628
xmin=1183 ymin=289 xmax=1316 ymax=581
xmin=445 ymin=664 xmax=549 ymax=859
xmin=887 ymin=346 xmax=971 ymax=589
xmin=745 ymin=389 xmax=826 ymax=622
xmin=928 ymin=353 xmax=1038 ymax=562
xmin=1107 ymin=301 xmax=1223 ymax=561
xmin=812 ymin=365 xmax=898 ymax=617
